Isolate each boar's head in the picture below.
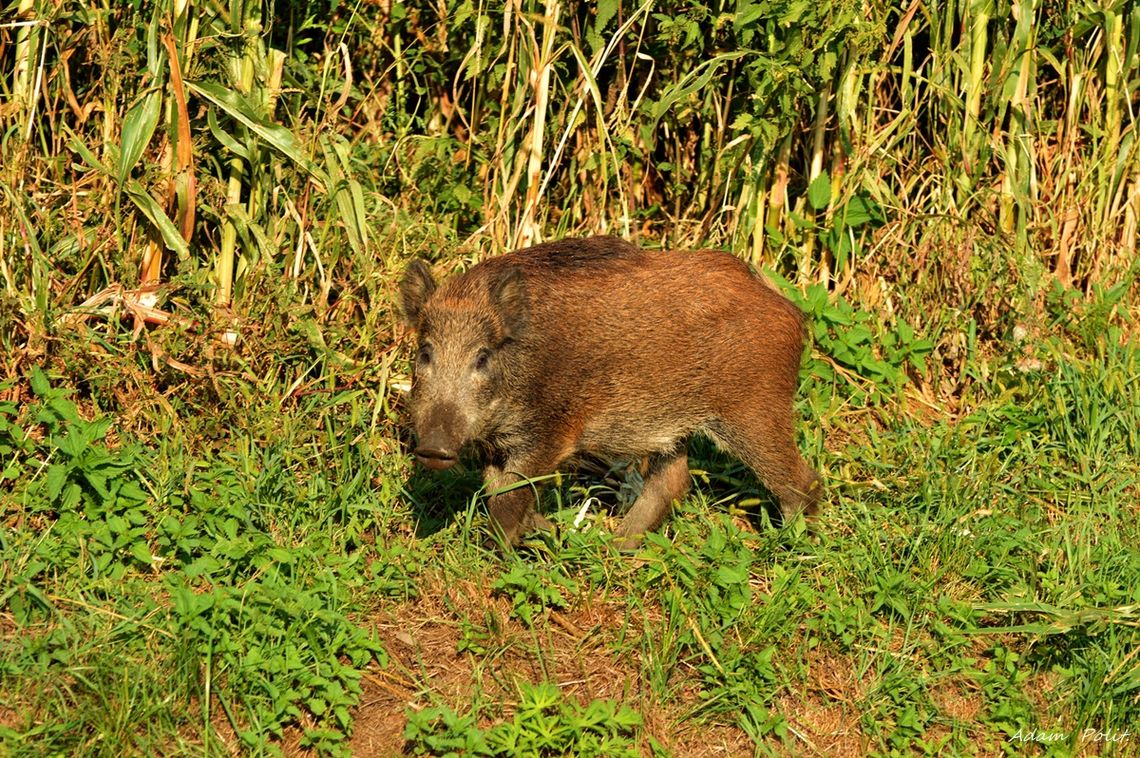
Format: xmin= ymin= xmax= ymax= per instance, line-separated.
xmin=398 ymin=259 xmax=528 ymax=470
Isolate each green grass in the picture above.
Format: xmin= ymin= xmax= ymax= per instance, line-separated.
xmin=3 ymin=0 xmax=1140 ymax=755
xmin=2 ymin=317 xmax=1137 ymax=755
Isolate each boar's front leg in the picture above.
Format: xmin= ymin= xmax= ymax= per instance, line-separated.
xmin=483 ymin=453 xmax=559 ymax=548
xmin=613 ymin=450 xmax=691 ymax=551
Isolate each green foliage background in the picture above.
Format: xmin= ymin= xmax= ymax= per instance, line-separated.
xmin=1 ymin=0 xmax=1138 ymax=755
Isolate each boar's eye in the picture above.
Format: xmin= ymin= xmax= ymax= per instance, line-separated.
xmin=417 ymin=343 xmax=433 ymax=366
xmin=473 ymin=348 xmax=492 ymax=372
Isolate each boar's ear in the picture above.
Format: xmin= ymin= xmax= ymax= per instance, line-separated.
xmin=399 ymin=259 xmax=436 ymax=328
xmin=490 ymin=266 xmax=528 ymax=338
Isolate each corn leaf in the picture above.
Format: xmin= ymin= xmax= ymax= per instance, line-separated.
xmin=186 ymin=79 xmax=328 ymax=189
xmin=119 ymin=89 xmax=162 ymax=182
xmin=124 ymin=180 xmax=191 ymax=259
xmin=320 ymin=135 xmax=369 ymax=256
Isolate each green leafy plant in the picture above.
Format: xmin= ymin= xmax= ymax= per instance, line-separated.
xmin=170 ymin=573 xmax=385 ymax=753
xmin=8 ymin=370 xmax=153 ymax=587
xmin=491 ymin=562 xmax=580 ymax=625
xmin=404 ymin=682 xmax=642 ymax=758
xmin=789 ymin=282 xmax=934 ymax=402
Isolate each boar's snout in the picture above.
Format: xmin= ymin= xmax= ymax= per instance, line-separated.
xmin=414 ymin=446 xmax=459 ymax=470
xmin=412 ymin=401 xmax=464 ymax=470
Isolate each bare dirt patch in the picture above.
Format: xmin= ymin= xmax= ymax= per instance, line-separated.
xmin=0 ymin=705 xmax=21 ymax=733
xmin=776 ymin=648 xmax=867 ymax=757
xmin=342 ymin=572 xmax=755 ymax=756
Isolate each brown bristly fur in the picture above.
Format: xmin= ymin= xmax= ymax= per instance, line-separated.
xmin=399 ymin=236 xmax=821 ymax=549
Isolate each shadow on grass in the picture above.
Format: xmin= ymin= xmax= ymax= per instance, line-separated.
xmin=399 ymin=435 xmax=800 ymax=542
xmin=400 ymin=455 xmax=485 ymax=539
xmin=684 ymin=435 xmax=792 ymax=531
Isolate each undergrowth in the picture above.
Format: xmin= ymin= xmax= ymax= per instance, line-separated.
xmin=2 ymin=0 xmax=1139 ymax=755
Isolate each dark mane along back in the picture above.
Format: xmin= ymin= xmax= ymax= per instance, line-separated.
xmin=508 ymin=236 xmax=641 ymax=270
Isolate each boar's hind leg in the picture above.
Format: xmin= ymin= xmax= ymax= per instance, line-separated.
xmin=709 ymin=416 xmax=821 ymax=524
xmin=613 ymin=451 xmax=691 ymax=551
xmin=483 ymin=457 xmax=558 ymax=548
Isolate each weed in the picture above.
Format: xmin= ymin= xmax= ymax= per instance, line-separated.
xmin=403 ymin=681 xmax=642 ymax=758
xmin=491 ymin=561 xmax=581 ymax=626
xmin=2 ymin=0 xmax=1138 ymax=754
xmin=2 ymin=370 xmax=389 ymax=754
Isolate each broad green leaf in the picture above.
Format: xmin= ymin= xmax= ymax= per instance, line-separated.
xmin=124 ymin=180 xmax=191 ymax=259
xmin=716 ymin=564 xmax=749 ymax=586
xmin=735 ymin=1 xmax=767 ymax=33
xmin=61 ymin=482 xmax=83 ymax=511
xmin=838 ymin=194 xmax=882 ymax=228
xmin=320 ymin=135 xmax=368 ymax=255
xmin=44 ymin=464 xmax=68 ymax=501
xmin=187 ymin=80 xmax=328 ymax=188
xmin=183 ymin=556 xmax=222 ymax=578
xmin=648 ymin=51 xmax=749 ymax=126
xmin=807 ymin=171 xmax=831 ymax=210
xmin=595 ymin=0 xmax=618 ymax=37
xmin=29 ymin=366 xmax=51 ymax=397
xmin=268 ymin=547 xmax=296 ymax=564
xmin=119 ymin=89 xmax=162 ymax=181
xmin=207 ymin=107 xmax=250 ymax=160
xmin=130 ymin=540 xmax=154 ymax=565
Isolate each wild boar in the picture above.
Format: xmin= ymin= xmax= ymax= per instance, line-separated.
xmin=399 ymin=236 xmax=820 ymax=549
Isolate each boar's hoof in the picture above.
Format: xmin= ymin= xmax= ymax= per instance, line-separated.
xmin=483 ymin=527 xmax=520 ymax=553
xmin=527 ymin=513 xmax=554 ymax=533
xmin=414 ymin=446 xmax=458 ymax=470
xmin=482 ymin=513 xmax=556 ymax=553
xmin=614 ymin=534 xmax=645 ymax=554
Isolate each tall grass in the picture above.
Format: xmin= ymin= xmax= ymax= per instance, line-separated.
xmin=1 ymin=1 xmax=1136 ymax=376
xmin=1 ymin=1 xmax=1139 ymax=754
xmin=368 ymin=0 xmax=1140 ymax=287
